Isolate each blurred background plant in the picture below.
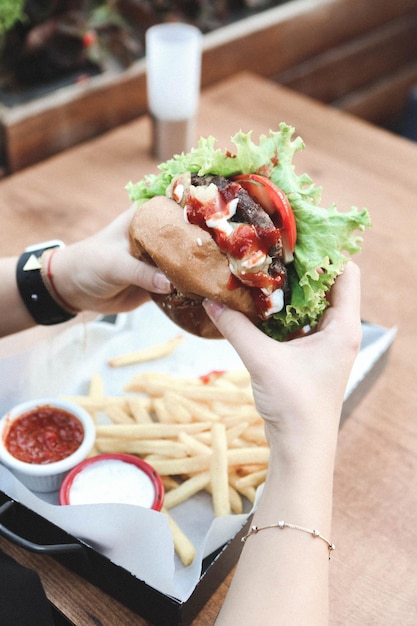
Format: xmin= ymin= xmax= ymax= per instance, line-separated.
xmin=0 ymin=0 xmax=280 ymax=98
xmin=0 ymin=1 xmax=26 ymax=36
xmin=0 ymin=1 xmax=140 ymax=90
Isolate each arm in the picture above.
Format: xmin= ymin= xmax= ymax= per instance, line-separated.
xmin=0 ymin=256 xmax=36 ymax=336
xmin=0 ymin=206 xmax=171 ymax=338
xmin=204 ymin=262 xmax=362 ymax=626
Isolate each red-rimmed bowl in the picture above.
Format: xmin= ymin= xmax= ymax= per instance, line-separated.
xmin=59 ymin=453 xmax=164 ymax=510
xmin=0 ymin=398 xmax=96 ymax=493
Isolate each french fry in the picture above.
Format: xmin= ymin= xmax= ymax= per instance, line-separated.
xmin=163 ymin=510 xmax=196 ymax=567
xmin=127 ymin=397 xmax=153 ymax=423
xmin=95 ymin=438 xmax=128 ymax=453
xmin=96 ymin=438 xmax=188 ymax=458
xmin=163 ymin=391 xmax=192 ymax=423
xmin=241 ymin=425 xmax=268 ymax=445
xmin=149 ymin=454 xmax=211 ymax=476
xmin=225 ymin=422 xmax=250 ymax=446
xmin=222 ymin=411 xmax=262 ymax=428
xmin=235 ymin=463 xmax=266 ymax=476
xmin=211 ymin=401 xmax=255 ymax=418
xmin=63 ymin=396 xmax=129 ymax=410
xmin=104 ymin=405 xmax=135 ymax=424
xmin=191 ymin=430 xmax=216 ymax=447
xmin=227 ymin=437 xmax=248 ymax=449
xmin=228 ymin=473 xmax=257 ymax=503
xmin=212 ymin=378 xmax=240 ymax=390
xmin=88 ymin=372 xmax=104 ymax=399
xmin=234 ymin=469 xmax=268 ymax=490
xmin=184 ymin=385 xmax=253 ymax=404
xmin=227 ymin=447 xmax=270 ymax=467
xmin=168 ymin=394 xmax=219 ymax=423
xmin=95 ymin=422 xmax=212 ymax=440
xmin=210 ymin=423 xmax=231 ymax=517
xmin=228 ymin=485 xmax=243 ymax=515
xmin=163 ymin=472 xmax=210 ymax=509
xmin=239 ymin=486 xmax=256 ymax=503
xmin=162 ymin=476 xmax=180 ymax=491
xmin=125 ymin=372 xmax=204 ymax=395
xmin=178 ymin=431 xmax=211 ymax=457
xmin=220 ymin=369 xmax=251 ymax=386
xmin=108 ymin=335 xmax=184 ymax=367
xmin=142 ymin=454 xmax=168 ymax=463
xmin=153 ymin=397 xmax=175 ymax=423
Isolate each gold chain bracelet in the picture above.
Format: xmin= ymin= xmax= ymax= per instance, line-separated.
xmin=241 ymin=520 xmax=335 ymax=559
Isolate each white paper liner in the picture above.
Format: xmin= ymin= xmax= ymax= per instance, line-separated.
xmin=0 ymin=303 xmax=395 ymax=601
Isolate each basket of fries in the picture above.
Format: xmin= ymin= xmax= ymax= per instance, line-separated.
xmin=0 ymin=303 xmax=395 ymax=625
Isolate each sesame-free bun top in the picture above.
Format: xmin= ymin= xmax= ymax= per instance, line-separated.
xmin=129 ymin=197 xmax=258 ymax=339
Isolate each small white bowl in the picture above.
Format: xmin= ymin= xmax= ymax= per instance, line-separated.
xmin=0 ymin=398 xmax=95 ymax=493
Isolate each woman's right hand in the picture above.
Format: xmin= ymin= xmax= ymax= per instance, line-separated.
xmin=203 ymin=262 xmax=362 ymax=457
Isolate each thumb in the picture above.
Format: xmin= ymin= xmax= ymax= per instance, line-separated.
xmin=203 ymin=300 xmax=268 ymax=370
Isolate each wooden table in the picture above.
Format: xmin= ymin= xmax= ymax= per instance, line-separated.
xmin=0 ymin=72 xmax=416 ymax=625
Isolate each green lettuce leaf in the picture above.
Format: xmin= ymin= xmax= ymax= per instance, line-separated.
xmin=126 ymin=123 xmax=371 ymax=340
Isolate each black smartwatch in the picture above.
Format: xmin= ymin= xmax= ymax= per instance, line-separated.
xmin=16 ymin=240 xmax=77 ymax=325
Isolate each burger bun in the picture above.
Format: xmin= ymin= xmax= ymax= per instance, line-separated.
xmin=129 ymin=197 xmax=259 ymax=339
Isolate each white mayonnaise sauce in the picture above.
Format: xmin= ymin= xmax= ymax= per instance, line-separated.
xmin=206 ymin=197 xmax=238 ymax=236
xmin=68 ymin=459 xmax=156 ymax=507
xmin=262 ymin=288 xmax=284 ymax=316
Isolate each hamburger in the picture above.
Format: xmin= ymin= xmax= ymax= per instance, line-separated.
xmin=127 ymin=123 xmax=371 ymax=340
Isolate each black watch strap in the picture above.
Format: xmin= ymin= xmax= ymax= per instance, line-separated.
xmin=16 ymin=241 xmax=77 ymax=326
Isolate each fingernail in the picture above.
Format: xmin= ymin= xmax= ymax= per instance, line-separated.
xmin=153 ymin=271 xmax=172 ymax=293
xmin=203 ymin=298 xmax=225 ymax=321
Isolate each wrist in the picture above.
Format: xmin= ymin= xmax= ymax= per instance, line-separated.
xmin=255 ymin=447 xmax=335 ymax=537
xmin=265 ymin=414 xmax=339 ymax=468
xmin=264 ymin=421 xmax=338 ymax=505
xmin=267 ymin=439 xmax=336 ymax=487
xmin=16 ymin=241 xmax=78 ymax=326
xmin=41 ymin=248 xmax=80 ymax=316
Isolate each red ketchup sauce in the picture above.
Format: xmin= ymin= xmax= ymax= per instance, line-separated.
xmin=200 ymin=370 xmax=225 ymax=384
xmin=4 ymin=406 xmax=84 ymax=464
xmin=185 ymin=184 xmax=284 ymax=315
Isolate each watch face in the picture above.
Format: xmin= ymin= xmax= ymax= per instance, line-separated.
xmin=24 ymin=240 xmax=65 ymax=253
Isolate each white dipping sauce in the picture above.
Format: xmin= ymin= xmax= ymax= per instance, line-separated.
xmin=69 ymin=459 xmax=156 ymax=507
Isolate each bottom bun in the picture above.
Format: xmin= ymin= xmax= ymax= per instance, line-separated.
xmin=151 ymin=292 xmax=222 ymax=339
xmin=129 ymin=198 xmax=259 ymax=338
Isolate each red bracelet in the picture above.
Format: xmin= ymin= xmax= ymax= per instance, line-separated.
xmin=44 ymin=249 xmax=80 ymax=315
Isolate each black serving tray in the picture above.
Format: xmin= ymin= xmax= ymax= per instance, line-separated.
xmin=0 ymin=491 xmax=250 ymax=626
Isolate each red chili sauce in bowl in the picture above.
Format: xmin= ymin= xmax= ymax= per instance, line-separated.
xmin=4 ymin=405 xmax=84 ymax=465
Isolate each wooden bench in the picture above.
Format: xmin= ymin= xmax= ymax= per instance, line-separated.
xmin=203 ymin=0 xmax=417 ymax=127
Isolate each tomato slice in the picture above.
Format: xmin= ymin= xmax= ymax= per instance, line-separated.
xmin=233 ymin=174 xmax=297 ymax=259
